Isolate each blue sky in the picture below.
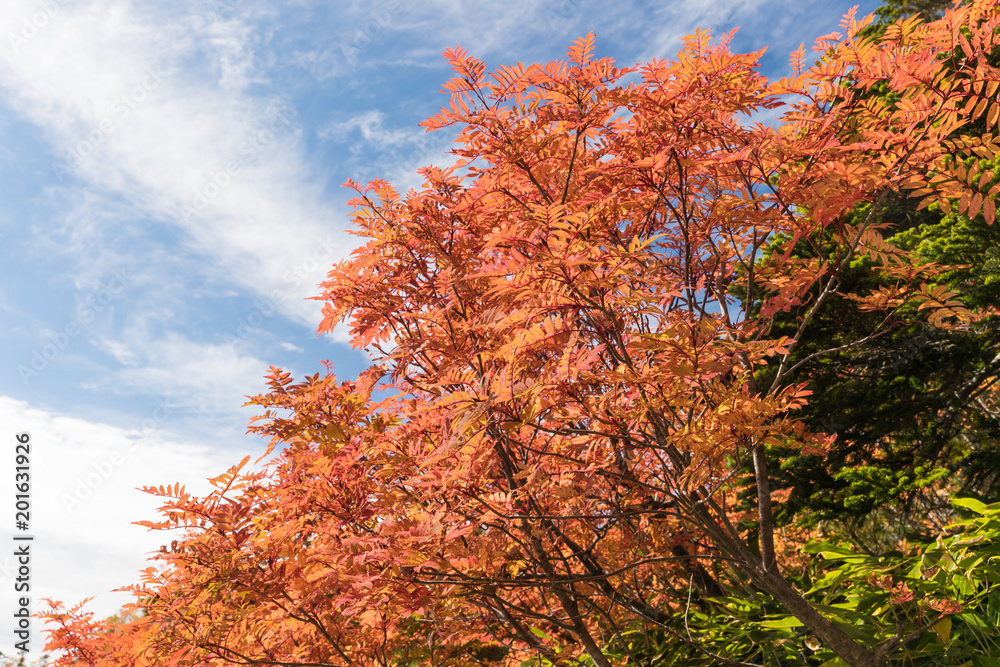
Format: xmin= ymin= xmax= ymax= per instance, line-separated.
xmin=0 ymin=0 xmax=880 ymax=659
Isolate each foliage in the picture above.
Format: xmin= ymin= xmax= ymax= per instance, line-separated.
xmin=753 ymin=0 xmax=1000 ymax=538
xmin=869 ymin=0 xmax=961 ymax=29
xmin=39 ymin=3 xmax=1000 ymax=667
xmin=756 ymin=214 xmax=1000 ymax=533
xmin=610 ymin=497 xmax=1000 ymax=666
xmin=40 ymin=601 xmax=145 ymax=667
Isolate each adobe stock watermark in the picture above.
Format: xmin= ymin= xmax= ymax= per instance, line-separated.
xmin=222 ymin=235 xmax=343 ymax=345
xmin=340 ymin=0 xmax=402 ymax=65
xmin=61 ymin=399 xmax=176 ymax=513
xmin=52 ymin=67 xmax=166 ymax=182
xmin=17 ymin=269 xmax=130 ymax=384
xmin=178 ymin=105 xmax=296 ymax=220
xmin=223 ymin=292 xmax=283 ymax=347
xmin=545 ymin=0 xmax=585 ymax=29
xmin=7 ymin=0 xmax=64 ymax=53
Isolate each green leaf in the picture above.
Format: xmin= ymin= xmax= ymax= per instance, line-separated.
xmin=819 ymin=659 xmax=850 ymax=667
xmin=529 ymin=626 xmax=556 ymax=642
xmin=953 ymin=497 xmax=988 ymax=514
xmin=760 ymin=616 xmax=805 ymax=629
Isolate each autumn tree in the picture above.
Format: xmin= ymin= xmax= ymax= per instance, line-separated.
xmin=43 ymin=2 xmax=1000 ymax=666
xmin=39 ymin=601 xmax=147 ymax=667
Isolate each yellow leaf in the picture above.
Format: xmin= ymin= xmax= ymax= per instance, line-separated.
xmin=324 ymin=423 xmax=347 ymax=442
xmin=933 ymin=616 xmax=952 ymax=644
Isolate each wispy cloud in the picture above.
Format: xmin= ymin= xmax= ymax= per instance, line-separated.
xmin=318 ymin=108 xmax=454 ymax=191
xmin=0 ymin=0 xmax=354 ymax=329
xmin=320 ymin=109 xmax=420 ymax=148
xmin=90 ymin=331 xmax=275 ymax=421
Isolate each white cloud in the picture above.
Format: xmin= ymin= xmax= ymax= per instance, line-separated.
xmin=95 ymin=336 xmax=139 ymax=366
xmin=319 ymin=109 xmax=422 ymax=148
xmin=317 ymin=107 xmax=455 ymax=193
xmin=0 ymin=395 xmax=247 ymax=656
xmin=91 ymin=332 xmax=274 ymax=418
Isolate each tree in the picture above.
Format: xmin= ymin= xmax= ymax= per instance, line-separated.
xmin=39 ymin=601 xmax=146 ymax=667
xmin=756 ymin=0 xmax=1000 ymax=541
xmin=868 ymin=0 xmax=960 ymax=26
xmin=42 ymin=2 xmax=1000 ymax=665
